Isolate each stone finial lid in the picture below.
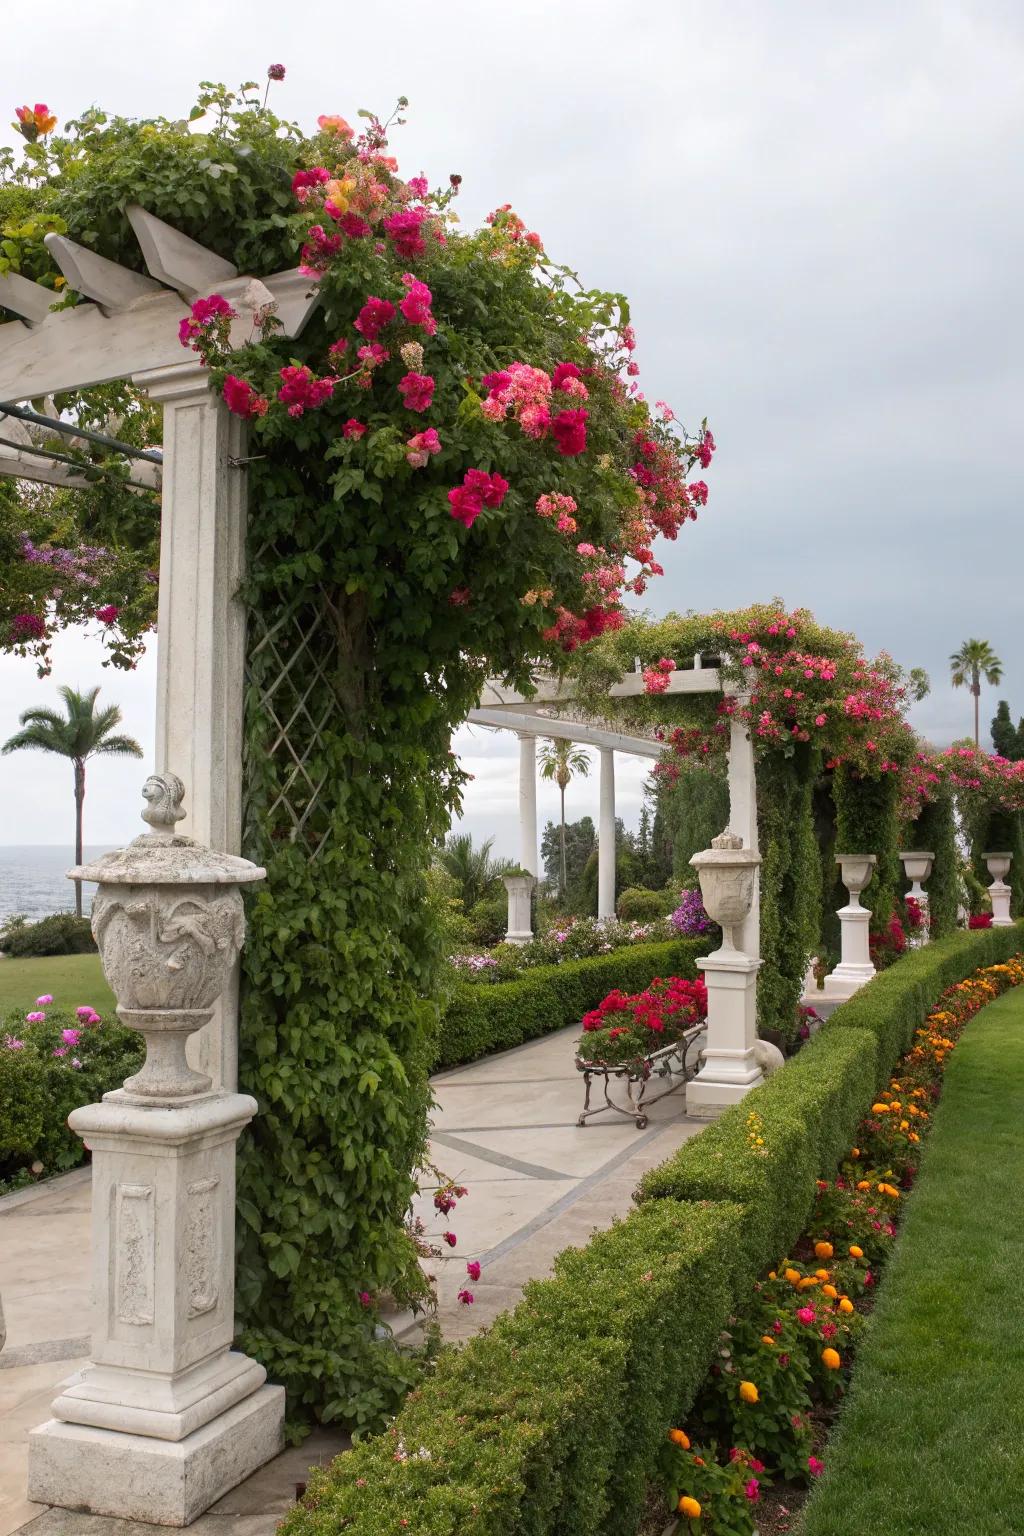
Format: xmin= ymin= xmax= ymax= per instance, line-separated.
xmin=68 ymin=773 xmax=266 ymax=887
xmin=690 ymin=828 xmax=762 ymax=870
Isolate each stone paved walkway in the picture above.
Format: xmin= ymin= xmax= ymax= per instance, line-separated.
xmin=0 ymin=1023 xmax=703 ymax=1533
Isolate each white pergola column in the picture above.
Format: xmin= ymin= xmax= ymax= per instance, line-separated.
xmin=135 ymin=362 xmax=247 ymax=1091
xmin=517 ymin=731 xmax=538 ymax=877
xmin=727 ymin=712 xmax=760 ymax=960
xmin=598 ymin=747 xmax=616 ymax=921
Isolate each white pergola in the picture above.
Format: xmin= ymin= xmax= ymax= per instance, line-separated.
xmin=469 ymin=664 xmax=760 ymax=955
xmin=0 ymin=209 xmax=322 ymax=1088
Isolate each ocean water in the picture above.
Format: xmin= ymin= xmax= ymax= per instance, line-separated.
xmin=0 ymin=845 xmax=111 ymax=923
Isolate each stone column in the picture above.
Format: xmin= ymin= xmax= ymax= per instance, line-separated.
xmin=517 ymin=732 xmax=538 ymax=877
xmin=598 ymin=747 xmax=616 ymax=921
xmin=985 ymin=852 xmax=1014 ymax=926
xmin=27 ymin=776 xmax=284 ymax=1527
xmin=134 ymin=362 xmax=247 ymax=1092
xmin=727 ymin=710 xmax=760 ymax=961
xmin=687 ymin=832 xmax=763 ymax=1119
xmin=826 ymin=854 xmax=877 ymax=998
xmin=504 ymin=873 xmax=536 ymax=945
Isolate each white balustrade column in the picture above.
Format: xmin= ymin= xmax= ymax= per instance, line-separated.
xmin=135 ymin=362 xmax=248 ymax=1091
xmin=517 ymin=732 xmax=538 ymax=877
xmin=598 ymin=747 xmax=616 ymax=921
xmin=727 ymin=712 xmax=760 ymax=961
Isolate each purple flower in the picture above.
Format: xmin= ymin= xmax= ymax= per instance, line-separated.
xmin=267 ymin=63 xmax=286 ymax=80
xmin=62 ymin=1028 xmax=81 ymax=1047
xmin=670 ymin=888 xmax=715 ymax=937
xmin=4 ymin=1036 xmax=25 ymax=1051
xmin=25 ymin=1011 xmax=45 ymax=1023
xmin=35 ymin=994 xmax=53 ymax=1005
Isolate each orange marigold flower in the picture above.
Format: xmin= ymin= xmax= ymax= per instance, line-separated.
xmin=849 ymin=1245 xmax=864 ymax=1259
xmin=822 ymin=1284 xmax=839 ymax=1299
xmin=857 ymin=1180 xmax=871 ymax=1192
xmin=839 ymin=1297 xmax=855 ymax=1315
xmin=669 ymin=1429 xmax=691 ymax=1449
xmin=871 ymin=1103 xmax=890 ymax=1114
xmin=814 ymin=1242 xmax=834 ymax=1260
xmin=784 ymin=1267 xmax=802 ymax=1286
xmin=761 ymin=1334 xmax=776 ymax=1347
xmin=821 ymin=1347 xmax=842 ymax=1370
xmin=679 ymin=1495 xmax=702 ymax=1518
xmin=739 ymin=1380 xmax=759 ymax=1404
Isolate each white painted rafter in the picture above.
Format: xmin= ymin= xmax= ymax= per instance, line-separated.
xmin=0 ymin=209 xmax=321 ymax=405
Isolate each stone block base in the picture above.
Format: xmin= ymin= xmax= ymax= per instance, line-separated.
xmin=686 ymin=1072 xmax=763 ymax=1119
xmin=823 ymin=964 xmax=876 ymax=1000
xmin=28 ymin=1383 xmax=285 ymax=1527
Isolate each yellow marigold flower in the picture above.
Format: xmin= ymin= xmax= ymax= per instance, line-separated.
xmin=768 ymin=1271 xmax=777 ymax=1280
xmin=857 ymin=1180 xmax=871 ymax=1192
xmin=669 ymin=1428 xmax=691 ymax=1449
xmin=839 ymin=1297 xmax=854 ymax=1315
xmin=678 ymin=1496 xmax=702 ymax=1519
xmin=739 ymin=1380 xmax=759 ymax=1404
xmin=784 ymin=1267 xmax=802 ymax=1286
xmin=799 ymin=1276 xmax=819 ymax=1290
xmin=822 ymin=1284 xmax=839 ymax=1299
xmin=814 ymin=1241 xmax=834 ymax=1260
xmin=850 ymin=1147 xmax=861 ymax=1159
xmin=899 ymin=1120 xmax=910 ymax=1131
xmin=849 ymin=1245 xmax=864 ymax=1259
xmin=871 ymin=1103 xmax=890 ymax=1114
xmin=821 ymin=1347 xmax=842 ymax=1370
xmin=815 ymin=1268 xmax=830 ymax=1281
xmin=761 ymin=1334 xmax=776 ymax=1347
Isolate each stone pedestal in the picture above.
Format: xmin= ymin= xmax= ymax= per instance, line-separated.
xmin=503 ymin=873 xmax=536 ymax=945
xmin=686 ymin=951 xmax=764 ymax=1118
xmin=986 ymin=853 xmax=1014 ymax=926
xmin=28 ymin=775 xmax=284 ymax=1525
xmin=900 ymin=850 xmax=934 ymax=946
xmin=826 ymin=854 xmax=877 ymax=999
xmin=687 ymin=831 xmax=764 ymax=1119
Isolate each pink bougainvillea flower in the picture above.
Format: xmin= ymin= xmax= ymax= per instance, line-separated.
xmin=808 ymin=1456 xmax=825 ymax=1478
xmin=399 ymin=276 xmax=436 ymax=334
xmin=405 ymin=428 xmax=441 ymax=467
xmin=292 ymin=166 xmax=330 ymax=198
xmin=12 ymin=614 xmax=46 ymax=641
xmin=398 ymin=372 xmax=435 ymax=413
xmin=178 ymin=293 xmax=236 ymax=351
xmin=343 ymin=419 xmax=367 ymax=440
xmin=463 ymin=468 xmax=508 ymax=508
xmin=744 ymin=1479 xmax=761 ymax=1503
xmin=266 ymin=63 xmax=286 ymax=81
xmin=697 ymin=427 xmax=716 ymax=468
xmin=447 ymin=484 xmax=483 ymax=528
xmin=551 ymin=407 xmax=588 ymax=456
xmin=35 ymin=994 xmax=53 ymax=1006
xmin=276 ymin=365 xmax=334 ymax=417
xmin=466 ymin=1260 xmax=481 ymax=1281
xmin=443 ymin=1231 xmax=457 ymax=1247
xmin=354 ymin=296 xmax=396 ymax=341
xmin=383 ymin=207 xmax=428 ymax=259
xmin=25 ymin=1011 xmax=45 ymax=1023
xmin=222 ymin=375 xmax=268 ymax=421
xmin=456 ymin=1289 xmax=474 ymax=1305
xmin=448 ymin=587 xmax=471 ymax=607
xmin=434 ymin=1192 xmax=457 ymax=1214
xmin=358 ymin=1290 xmax=372 ymax=1308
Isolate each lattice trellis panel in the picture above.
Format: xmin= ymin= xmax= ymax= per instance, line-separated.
xmin=242 ymin=534 xmax=339 ymax=861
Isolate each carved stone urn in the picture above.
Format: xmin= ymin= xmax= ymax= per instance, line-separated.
xmin=690 ymin=831 xmax=761 ymax=953
xmin=835 ymin=853 xmax=877 ymax=908
xmin=899 ymin=850 xmax=934 ymax=900
xmin=984 ymin=852 xmax=1014 ymax=925
xmin=74 ymin=772 xmax=265 ymax=1101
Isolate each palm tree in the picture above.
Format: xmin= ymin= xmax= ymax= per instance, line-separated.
xmin=3 ymin=686 xmax=143 ymax=916
xmin=438 ymin=832 xmax=511 ymax=912
xmin=539 ymin=738 xmax=592 ymax=899
xmin=950 ymin=640 xmax=1004 ymax=748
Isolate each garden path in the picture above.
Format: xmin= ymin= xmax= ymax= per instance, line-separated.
xmin=0 ymin=1022 xmax=703 ymax=1534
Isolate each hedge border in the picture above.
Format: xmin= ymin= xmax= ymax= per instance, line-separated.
xmin=435 ymin=936 xmax=711 ymax=1069
xmin=283 ymin=925 xmax=1021 ymax=1536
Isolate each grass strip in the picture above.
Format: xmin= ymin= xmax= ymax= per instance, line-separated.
xmin=801 ymin=985 xmax=1024 ymax=1536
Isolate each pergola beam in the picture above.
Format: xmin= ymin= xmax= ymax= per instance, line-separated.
xmin=478 ymin=664 xmax=723 ymax=711
xmin=468 ymin=707 xmax=665 ymax=759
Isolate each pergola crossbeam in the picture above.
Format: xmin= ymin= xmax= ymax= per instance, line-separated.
xmin=43 ymin=233 xmax=165 ymax=310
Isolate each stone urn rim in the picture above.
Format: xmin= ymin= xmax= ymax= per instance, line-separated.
xmin=690 ymin=830 xmax=762 ymax=873
xmin=70 ymin=835 xmax=266 ymax=889
xmin=835 ymin=852 xmax=877 ymax=867
xmin=898 ymin=850 xmax=935 ymax=862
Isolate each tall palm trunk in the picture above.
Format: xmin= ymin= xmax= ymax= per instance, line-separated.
xmin=973 ymin=671 xmax=980 ymax=748
xmin=559 ymin=782 xmax=567 ymax=899
xmin=73 ymin=758 xmax=85 ymax=918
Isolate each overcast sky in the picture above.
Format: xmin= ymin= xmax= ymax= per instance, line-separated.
xmin=2 ymin=0 xmax=1021 ymax=856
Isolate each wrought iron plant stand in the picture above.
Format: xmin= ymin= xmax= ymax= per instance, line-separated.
xmin=575 ymin=1025 xmax=705 ymax=1130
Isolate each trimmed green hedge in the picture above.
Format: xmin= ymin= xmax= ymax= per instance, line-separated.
xmin=638 ymin=925 xmax=1024 ymax=1275
xmin=281 ymin=1200 xmax=744 ymax=1536
xmin=435 ymin=937 xmax=711 ymax=1069
xmin=285 ymin=926 xmax=1021 ymax=1535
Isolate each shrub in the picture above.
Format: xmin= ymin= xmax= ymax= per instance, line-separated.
xmin=435 ymin=937 xmax=711 ymax=1069
xmin=0 ymin=1005 xmax=142 ymax=1185
xmin=466 ymin=891 xmax=509 ymax=948
xmin=0 ymin=912 xmax=97 ymax=957
xmin=616 ymin=886 xmax=672 ymax=922
xmin=280 ymin=1200 xmax=745 ymax=1536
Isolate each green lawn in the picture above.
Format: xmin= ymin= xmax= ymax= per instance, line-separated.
xmin=801 ymin=986 xmax=1024 ymax=1536
xmin=0 ymin=952 xmax=114 ymax=1016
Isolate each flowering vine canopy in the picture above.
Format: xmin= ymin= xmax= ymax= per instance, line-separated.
xmin=1 ymin=83 xmax=714 ymax=686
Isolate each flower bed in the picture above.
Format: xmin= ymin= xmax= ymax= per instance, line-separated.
xmin=0 ymin=992 xmax=141 ymax=1194
xmin=449 ymin=914 xmax=685 ymax=985
xmin=656 ymin=951 xmax=1024 ymax=1532
xmin=279 ymin=925 xmax=1021 ymax=1536
xmin=435 ymin=937 xmax=712 ymax=1069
